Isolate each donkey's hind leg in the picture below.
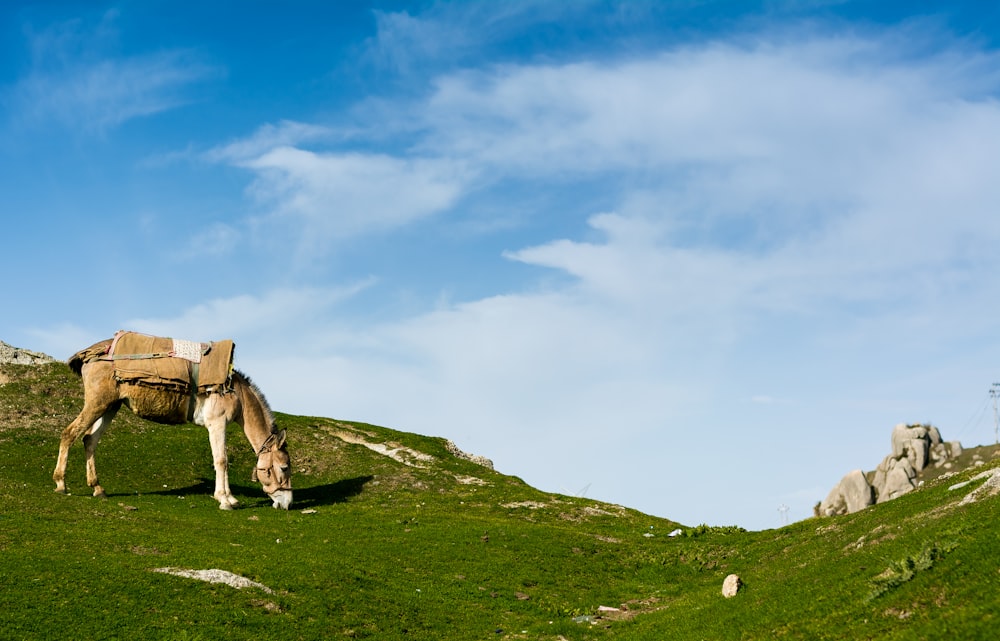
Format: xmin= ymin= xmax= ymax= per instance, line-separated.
xmin=54 ymin=402 xmax=114 ymax=494
xmin=82 ymin=404 xmax=121 ymax=498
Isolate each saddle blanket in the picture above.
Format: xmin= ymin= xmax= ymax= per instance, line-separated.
xmin=109 ymin=330 xmax=235 ymax=393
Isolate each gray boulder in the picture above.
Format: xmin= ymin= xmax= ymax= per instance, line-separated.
xmin=872 ymin=454 xmax=916 ymax=502
xmin=891 ymin=422 xmax=930 ymax=472
xmin=931 ymin=439 xmax=962 ymax=465
xmin=819 ymin=469 xmax=874 ymax=517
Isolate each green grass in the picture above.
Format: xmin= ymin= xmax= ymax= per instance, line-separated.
xmin=2 ymin=362 xmax=1000 ymax=640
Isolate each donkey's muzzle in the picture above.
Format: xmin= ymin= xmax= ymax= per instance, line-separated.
xmin=270 ymin=489 xmax=292 ymax=510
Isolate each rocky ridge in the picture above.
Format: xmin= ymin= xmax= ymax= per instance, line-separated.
xmin=0 ymin=341 xmax=57 ymax=366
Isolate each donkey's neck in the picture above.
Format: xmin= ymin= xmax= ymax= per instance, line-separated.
xmin=236 ymin=380 xmax=276 ymax=452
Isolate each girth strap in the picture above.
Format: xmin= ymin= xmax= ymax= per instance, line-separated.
xmin=186 ymin=362 xmax=200 ymax=421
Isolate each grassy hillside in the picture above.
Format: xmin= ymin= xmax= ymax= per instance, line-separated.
xmin=1 ymin=361 xmax=999 ymax=640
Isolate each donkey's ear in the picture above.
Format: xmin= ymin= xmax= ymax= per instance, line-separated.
xmin=275 ymin=429 xmax=287 ymax=448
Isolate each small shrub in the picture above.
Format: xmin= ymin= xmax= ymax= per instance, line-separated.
xmin=683 ymin=524 xmax=747 ymax=537
xmin=867 ymin=541 xmax=958 ymax=601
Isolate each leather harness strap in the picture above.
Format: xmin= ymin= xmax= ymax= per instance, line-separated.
xmin=186 ymin=361 xmax=200 ymax=422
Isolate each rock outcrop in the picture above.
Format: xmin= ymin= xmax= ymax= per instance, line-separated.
xmin=0 ymin=341 xmax=56 ymax=366
xmin=445 ymin=439 xmax=495 ymax=470
xmin=818 ymin=423 xmax=962 ymax=517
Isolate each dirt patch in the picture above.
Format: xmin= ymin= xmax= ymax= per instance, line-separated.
xmin=329 ymin=427 xmax=436 ymax=468
xmin=502 ymin=500 xmax=548 ymax=509
xmin=593 ymin=534 xmax=622 ymax=544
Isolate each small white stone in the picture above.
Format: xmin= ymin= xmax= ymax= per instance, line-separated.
xmin=722 ymin=574 xmax=742 ymax=598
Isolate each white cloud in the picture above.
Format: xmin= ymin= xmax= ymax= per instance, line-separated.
xmin=417 ymin=35 xmax=1000 ymax=194
xmin=239 ymin=146 xmax=469 ymax=243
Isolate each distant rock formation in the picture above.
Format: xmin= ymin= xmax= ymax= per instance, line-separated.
xmin=0 ymin=341 xmax=56 ymax=365
xmin=444 ymin=439 xmax=495 ymax=470
xmin=818 ymin=423 xmax=962 ymax=517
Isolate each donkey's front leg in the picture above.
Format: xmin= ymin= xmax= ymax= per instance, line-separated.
xmin=206 ymin=420 xmax=239 ymax=510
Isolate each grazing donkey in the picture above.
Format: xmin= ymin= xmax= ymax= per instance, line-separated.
xmin=53 ymin=333 xmax=292 ymax=509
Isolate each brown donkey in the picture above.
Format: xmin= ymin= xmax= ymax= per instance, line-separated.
xmin=53 ymin=337 xmax=292 ymax=509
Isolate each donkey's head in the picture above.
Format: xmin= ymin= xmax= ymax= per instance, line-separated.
xmin=253 ymin=429 xmax=292 ymax=509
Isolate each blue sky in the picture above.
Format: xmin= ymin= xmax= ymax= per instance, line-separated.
xmin=3 ymin=1 xmax=1000 ymax=530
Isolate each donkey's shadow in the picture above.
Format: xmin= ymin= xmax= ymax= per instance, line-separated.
xmin=146 ymin=475 xmax=373 ymax=509
xmin=292 ymin=475 xmax=373 ymax=508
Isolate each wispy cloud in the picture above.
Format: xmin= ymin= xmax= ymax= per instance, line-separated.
xmin=205 ymin=119 xmax=473 ymax=248
xmin=364 ymin=1 xmax=601 ymax=72
xmin=7 ymin=12 xmax=221 ymax=133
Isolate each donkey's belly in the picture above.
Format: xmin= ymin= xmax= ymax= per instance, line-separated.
xmin=120 ymin=384 xmax=190 ymax=424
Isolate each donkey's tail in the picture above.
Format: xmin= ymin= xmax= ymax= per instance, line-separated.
xmin=67 ymin=338 xmax=114 ymax=376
